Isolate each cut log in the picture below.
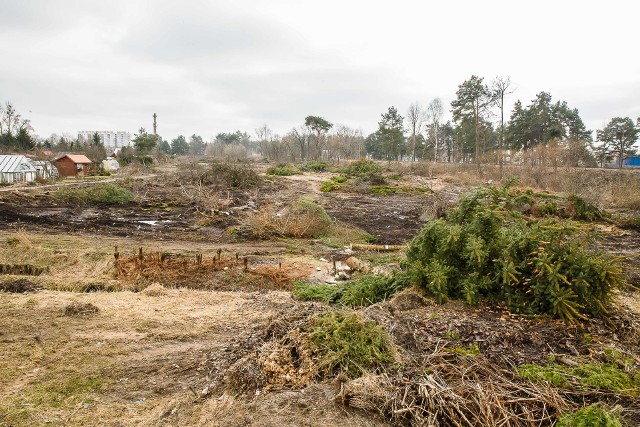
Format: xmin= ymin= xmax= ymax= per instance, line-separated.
xmin=350 ymin=243 xmax=405 ymax=252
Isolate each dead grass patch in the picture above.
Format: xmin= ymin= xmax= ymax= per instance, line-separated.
xmin=64 ymin=301 xmax=100 ymax=316
xmin=338 ymin=357 xmax=569 ymax=427
xmin=407 ymin=162 xmax=640 ymax=211
xmin=141 ymin=282 xmax=168 ymax=296
xmin=5 ymin=228 xmax=32 ymax=249
xmin=248 ymin=197 xmax=332 ymax=238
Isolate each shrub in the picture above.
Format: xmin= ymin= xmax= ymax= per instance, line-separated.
xmin=177 ymin=161 xmax=260 ymax=189
xmin=370 ymin=185 xmax=398 ymax=196
xmin=557 ymin=405 xmax=622 ymax=427
xmin=293 ymin=274 xmax=408 ymax=307
xmin=248 ymin=197 xmax=332 ymax=238
xmin=344 ymin=159 xmax=382 ymax=176
xmin=266 ymin=164 xmax=299 ymax=176
xmin=365 ymin=172 xmax=387 ymax=185
xmin=292 ymin=281 xmax=338 ymax=303
xmin=404 ymin=183 xmax=625 ymax=321
xmin=307 ymin=311 xmax=393 ymax=378
xmin=338 ymin=275 xmax=407 ymax=307
xmin=55 ymin=184 xmax=133 ymax=205
xmin=566 ymin=194 xmax=604 ymax=221
xmin=519 ymin=362 xmax=638 ymax=392
xmin=302 ymin=161 xmax=328 ymax=172
xmin=321 ymin=180 xmax=344 ymax=193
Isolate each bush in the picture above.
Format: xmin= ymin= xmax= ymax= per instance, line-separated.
xmin=177 ymin=161 xmax=260 ymax=189
xmin=519 ymin=362 xmax=638 ymax=392
xmin=292 ymin=281 xmax=338 ymax=303
xmin=307 ymin=312 xmax=393 ymax=378
xmin=293 ymin=274 xmax=408 ymax=307
xmin=248 ymin=197 xmax=332 ymax=238
xmin=321 ymin=180 xmax=343 ymax=193
xmin=266 ymin=164 xmax=299 ymax=176
xmin=344 ymin=159 xmax=382 ymax=176
xmin=557 ymin=405 xmax=622 ymax=427
xmin=302 ymin=161 xmax=328 ymax=172
xmin=566 ymin=194 xmax=605 ymax=221
xmin=404 ymin=183 xmax=625 ymax=322
xmin=338 ymin=275 xmax=407 ymax=307
xmin=55 ymin=184 xmax=133 ymax=205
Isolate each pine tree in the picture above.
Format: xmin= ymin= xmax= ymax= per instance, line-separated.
xmin=377 ymin=106 xmax=405 ymax=161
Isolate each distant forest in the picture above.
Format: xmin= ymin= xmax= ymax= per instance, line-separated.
xmin=2 ymin=75 xmax=639 ymax=167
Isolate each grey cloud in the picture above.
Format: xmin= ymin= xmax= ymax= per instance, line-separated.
xmin=189 ymin=66 xmax=405 ymax=134
xmin=0 ymin=0 xmax=124 ymax=31
xmin=116 ymin=5 xmax=299 ymax=64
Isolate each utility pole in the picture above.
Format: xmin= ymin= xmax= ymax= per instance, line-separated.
xmin=152 ymin=113 xmax=158 ymax=135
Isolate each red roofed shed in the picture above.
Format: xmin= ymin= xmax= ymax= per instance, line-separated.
xmin=53 ymin=154 xmax=92 ymax=177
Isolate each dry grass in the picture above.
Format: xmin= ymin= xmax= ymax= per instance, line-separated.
xmin=140 ymin=282 xmax=167 ymax=296
xmin=0 ymin=288 xmax=290 ymax=426
xmin=178 ymin=182 xmax=233 ymax=225
xmin=247 ymin=198 xmax=332 ymax=238
xmin=338 ymin=354 xmax=570 ymax=427
xmin=0 ymin=231 xmax=123 ymax=291
xmin=64 ymin=301 xmax=100 ymax=316
xmin=6 ymin=228 xmax=32 ymax=249
xmin=396 ymin=161 xmax=640 ymax=211
xmin=321 ymin=222 xmax=374 ymax=248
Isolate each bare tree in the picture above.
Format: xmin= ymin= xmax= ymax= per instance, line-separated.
xmin=406 ymin=103 xmax=426 ymax=161
xmin=255 ymin=124 xmax=272 ymax=157
xmin=330 ymin=125 xmax=363 ymax=161
xmin=291 ymin=126 xmax=311 ymax=161
xmin=1 ymin=102 xmax=19 ymax=136
xmin=491 ymin=76 xmax=514 ymax=150
xmin=0 ymin=102 xmax=32 ymax=139
xmin=426 ymin=98 xmax=443 ymax=161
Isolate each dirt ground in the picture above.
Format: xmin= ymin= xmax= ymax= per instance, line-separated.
xmin=0 ymin=168 xmax=455 ymax=246
xmin=0 ymin=288 xmax=389 ymax=426
xmin=1 ymin=162 xmax=640 ymax=426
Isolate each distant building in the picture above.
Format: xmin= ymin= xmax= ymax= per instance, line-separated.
xmin=610 ymin=155 xmax=640 ymax=168
xmin=53 ymin=154 xmax=92 ymax=177
xmin=622 ymin=156 xmax=640 ymax=168
xmin=0 ymin=155 xmax=38 ymax=184
xmin=78 ymin=131 xmax=131 ymax=150
xmin=102 ymin=157 xmax=120 ymax=172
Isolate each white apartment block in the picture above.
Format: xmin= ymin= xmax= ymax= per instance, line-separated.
xmin=78 ymin=131 xmax=131 ymax=149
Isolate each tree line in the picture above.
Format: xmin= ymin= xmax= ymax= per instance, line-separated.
xmin=2 ymin=75 xmax=639 ymax=168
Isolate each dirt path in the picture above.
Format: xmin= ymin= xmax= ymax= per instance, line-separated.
xmin=280 ymin=173 xmax=328 ymax=195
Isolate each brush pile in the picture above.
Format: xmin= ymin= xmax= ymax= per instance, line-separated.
xmin=114 ymin=247 xmax=307 ymax=290
xmin=114 ymin=247 xmax=239 ymax=283
xmin=338 ymin=355 xmax=568 ymax=426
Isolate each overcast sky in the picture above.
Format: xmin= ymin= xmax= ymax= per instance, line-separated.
xmin=1 ymin=0 xmax=639 ymax=142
